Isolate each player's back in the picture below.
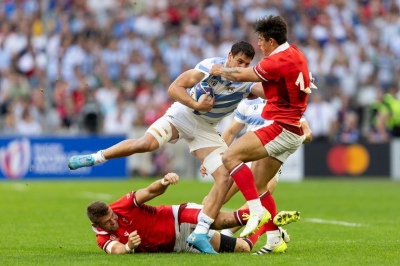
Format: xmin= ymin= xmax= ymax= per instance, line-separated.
xmin=256 ymin=44 xmax=310 ymax=127
xmin=234 ymin=98 xmax=266 ymax=132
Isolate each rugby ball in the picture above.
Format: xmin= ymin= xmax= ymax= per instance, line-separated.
xmin=189 ymin=82 xmax=214 ymax=101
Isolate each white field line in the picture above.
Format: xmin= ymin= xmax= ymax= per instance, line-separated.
xmin=79 ymin=192 xmax=113 ymax=201
xmin=304 ymin=218 xmax=364 ymax=227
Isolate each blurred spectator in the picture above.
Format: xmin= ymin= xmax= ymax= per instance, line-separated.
xmin=103 ymin=91 xmax=136 ymax=134
xmin=304 ymin=91 xmax=337 ymax=142
xmin=366 ymin=111 xmax=391 ymax=143
xmin=382 ymin=84 xmax=400 ymax=137
xmin=16 ymin=105 xmax=42 ymax=135
xmin=0 ymin=0 xmax=398 ymax=146
xmin=80 ymin=91 xmax=103 ymax=134
xmin=151 ymin=146 xmax=174 ymax=177
xmin=336 ymin=110 xmax=361 ymax=144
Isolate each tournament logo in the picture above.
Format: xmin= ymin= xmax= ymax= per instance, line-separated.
xmin=0 ymin=138 xmax=31 ymax=179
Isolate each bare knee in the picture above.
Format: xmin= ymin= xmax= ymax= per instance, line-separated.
xmin=221 ymin=152 xmax=236 ymax=171
xmin=212 ymin=169 xmax=232 ymax=188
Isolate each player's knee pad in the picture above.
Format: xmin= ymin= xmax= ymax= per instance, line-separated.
xmin=219 ymin=234 xmax=237 ymax=253
xmin=203 ymin=146 xmax=227 ymax=175
xmin=146 ymin=119 xmax=174 ymax=147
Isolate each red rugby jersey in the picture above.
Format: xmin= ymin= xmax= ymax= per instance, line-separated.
xmin=93 ymin=192 xmax=176 ymax=253
xmin=254 ymin=43 xmax=310 ymax=127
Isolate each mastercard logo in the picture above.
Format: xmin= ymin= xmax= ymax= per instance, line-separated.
xmin=327 ymin=144 xmax=370 ymax=175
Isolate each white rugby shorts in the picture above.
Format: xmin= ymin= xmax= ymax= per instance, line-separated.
xmin=162 ymin=103 xmax=227 ymax=152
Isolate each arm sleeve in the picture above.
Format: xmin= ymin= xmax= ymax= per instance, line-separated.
xmin=253 ymin=57 xmax=279 ymax=82
xmin=234 ymin=101 xmax=247 ymax=124
xmin=194 ymin=58 xmax=213 ymax=81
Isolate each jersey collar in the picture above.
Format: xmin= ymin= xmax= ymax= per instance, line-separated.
xmin=92 ymin=225 xmax=109 ymax=235
xmin=269 ymin=42 xmax=290 ymax=56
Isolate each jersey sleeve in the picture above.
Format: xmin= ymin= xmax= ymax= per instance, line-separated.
xmin=234 ymin=100 xmax=247 ymax=124
xmin=253 ymin=57 xmax=280 ymax=82
xmin=194 ymin=57 xmax=226 ymax=82
xmin=109 ymin=191 xmax=138 ymax=212
xmin=194 ymin=58 xmax=213 ymax=81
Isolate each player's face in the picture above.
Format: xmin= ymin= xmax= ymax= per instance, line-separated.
xmin=258 ymin=35 xmax=274 ymax=56
xmin=227 ymin=52 xmax=253 ymax=68
xmin=96 ymin=207 xmax=119 ymax=231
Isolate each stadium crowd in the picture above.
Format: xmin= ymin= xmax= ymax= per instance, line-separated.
xmin=0 ymin=0 xmax=400 ymax=144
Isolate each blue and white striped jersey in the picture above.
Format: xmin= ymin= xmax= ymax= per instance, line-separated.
xmin=234 ymin=98 xmax=267 ymax=132
xmin=187 ymin=57 xmax=255 ymax=124
xmin=234 ymin=98 xmax=306 ymax=132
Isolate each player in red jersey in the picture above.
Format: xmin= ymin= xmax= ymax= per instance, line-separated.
xmin=210 ymin=15 xmax=313 ymax=237
xmin=87 ymin=172 xmax=274 ymax=254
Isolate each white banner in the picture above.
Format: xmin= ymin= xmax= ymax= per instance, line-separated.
xmin=281 ymin=145 xmax=304 ymax=182
xmin=391 ymin=139 xmax=400 ymax=180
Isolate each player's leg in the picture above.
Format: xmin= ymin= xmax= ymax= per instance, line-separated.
xmin=223 ymin=122 xmax=305 ymax=237
xmin=209 ymin=232 xmax=253 ymax=253
xmin=67 ymin=117 xmax=179 ymax=170
xmin=249 ymin=158 xmax=286 ymax=252
xmin=186 ymin=147 xmax=233 ymax=254
xmin=220 ymin=160 xmax=278 ymax=237
xmin=222 ymin=130 xmax=277 ymax=237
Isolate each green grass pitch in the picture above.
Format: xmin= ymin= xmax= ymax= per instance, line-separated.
xmin=0 ymin=178 xmax=399 ymax=266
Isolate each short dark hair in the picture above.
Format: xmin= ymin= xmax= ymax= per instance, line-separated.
xmin=87 ymin=201 xmax=109 ymax=223
xmin=253 ymin=15 xmax=288 ymax=45
xmin=230 ymin=40 xmax=255 ymax=59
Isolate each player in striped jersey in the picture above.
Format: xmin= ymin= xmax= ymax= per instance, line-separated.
xmin=68 ymin=41 xmax=265 ymax=254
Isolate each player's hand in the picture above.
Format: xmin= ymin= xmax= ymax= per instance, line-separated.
xmin=127 ymin=230 xmax=141 ymax=250
xmin=162 ymin=172 xmax=179 ymax=185
xmin=199 ymin=164 xmax=208 ymax=177
xmin=195 ymin=92 xmax=215 ymax=112
xmin=210 ymin=64 xmax=223 ymax=76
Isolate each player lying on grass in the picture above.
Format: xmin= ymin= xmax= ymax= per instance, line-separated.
xmin=87 ymin=172 xmax=296 ymax=254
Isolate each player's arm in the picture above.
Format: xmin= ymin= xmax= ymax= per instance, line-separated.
xmin=105 ymin=231 xmax=141 ymax=254
xmin=134 ymin=173 xmax=179 ymax=205
xmin=168 ymin=69 xmax=214 ymax=112
xmin=249 ymin=83 xmax=265 ymax=99
xmin=301 ymin=119 xmax=313 ymax=144
xmin=210 ymin=64 xmax=262 ymax=82
xmin=222 ymin=119 xmax=245 ymax=146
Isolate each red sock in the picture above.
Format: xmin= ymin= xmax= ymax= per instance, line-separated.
xmin=247 ymin=222 xmax=269 ymax=246
xmin=260 ymin=192 xmax=278 ymax=231
xmin=245 ymin=222 xmax=270 ymax=248
xmin=230 ymin=163 xmax=259 ymax=201
xmin=234 ymin=209 xmax=249 ymax=225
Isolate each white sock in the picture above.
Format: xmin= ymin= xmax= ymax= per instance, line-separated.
xmin=193 ymin=211 xmax=214 ymax=234
xmin=91 ymin=150 xmax=107 ymax=164
xmin=221 ymin=229 xmax=234 ymax=237
xmin=266 ymin=230 xmax=281 ymax=246
xmin=247 ymin=199 xmax=264 ymax=218
xmin=207 ymin=229 xmax=216 ymax=239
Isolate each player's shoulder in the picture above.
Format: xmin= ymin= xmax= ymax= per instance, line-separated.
xmin=244 ymin=97 xmax=266 ymax=107
xmin=196 ymin=57 xmax=225 ymax=68
xmin=238 ymin=97 xmax=264 ymax=109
